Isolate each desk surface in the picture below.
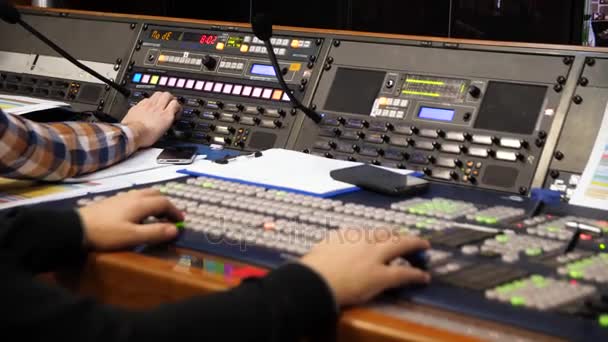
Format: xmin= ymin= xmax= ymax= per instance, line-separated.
xmin=55 ymin=247 xmax=563 ymax=342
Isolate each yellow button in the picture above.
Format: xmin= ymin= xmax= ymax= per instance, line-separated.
xmin=289 ymin=63 xmax=301 ymax=71
xmin=216 ymin=42 xmax=225 ymax=50
xmin=291 ymin=40 xmax=299 ymax=48
xmin=240 ymin=44 xmax=249 ymax=53
xmin=158 ymin=55 xmax=166 ymax=62
xmin=150 ymin=75 xmax=160 ymax=85
xmin=379 ymin=97 xmax=388 ymax=105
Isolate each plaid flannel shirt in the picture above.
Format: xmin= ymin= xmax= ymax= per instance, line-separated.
xmin=0 ymin=110 xmax=137 ymax=181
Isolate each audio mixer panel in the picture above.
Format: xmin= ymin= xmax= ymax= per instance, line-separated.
xmin=294 ymin=40 xmax=572 ymax=195
xmin=122 ymin=24 xmax=325 ymax=151
xmin=0 ymin=12 xmax=137 ymax=112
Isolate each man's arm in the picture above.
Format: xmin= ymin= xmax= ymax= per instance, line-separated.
xmin=0 ymin=91 xmax=180 ymax=181
xmin=0 ymin=205 xmax=337 ymax=342
xmin=0 ymin=111 xmax=137 ymax=180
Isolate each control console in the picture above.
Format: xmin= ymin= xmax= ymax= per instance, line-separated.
xmin=294 ymin=40 xmax=572 ymax=195
xmin=121 ymin=24 xmax=325 ymax=151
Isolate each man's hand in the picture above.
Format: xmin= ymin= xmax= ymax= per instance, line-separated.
xmin=301 ymin=228 xmax=431 ymax=307
xmin=78 ymin=188 xmax=183 ymax=251
xmin=121 ymin=91 xmax=181 ymax=148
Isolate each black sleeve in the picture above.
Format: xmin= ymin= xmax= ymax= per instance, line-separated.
xmin=0 ymin=209 xmax=339 ymax=342
xmin=0 ymin=207 xmax=86 ymax=273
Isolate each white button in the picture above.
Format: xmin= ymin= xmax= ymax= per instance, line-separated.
xmin=194 ymin=59 xmax=202 ymax=65
xmin=184 ymin=57 xmax=192 ymax=64
xmin=204 ymin=82 xmax=214 ymax=91
xmin=389 ymin=110 xmax=397 ymax=117
xmin=195 ymin=81 xmax=205 ymax=90
xmin=213 ymin=83 xmax=223 ymax=93
xmin=278 ymin=48 xmax=286 ymax=55
xmin=500 ymin=138 xmax=522 ymax=149
xmin=236 ymin=63 xmax=244 ymax=70
xmin=253 ymin=37 xmax=260 ymax=44
xmin=472 ymin=135 xmax=493 ymax=145
xmin=371 ymin=109 xmax=381 ymax=117
xmin=446 ymin=132 xmax=465 ymax=141
xmin=381 ymin=110 xmax=390 ymax=117
xmin=273 ymin=48 xmax=279 ymax=54
xmin=298 ymin=41 xmax=304 ymax=48
xmin=219 ymin=61 xmax=227 ymax=68
xmin=496 ymin=150 xmax=517 ymax=162
xmin=282 ymin=39 xmax=289 ymax=46
xmin=261 ymin=47 xmax=268 ymax=53
xmin=232 ymin=85 xmax=243 ymax=95
xmin=252 ymin=87 xmax=263 ymax=98
xmin=178 ymin=57 xmax=186 ymax=64
xmin=229 ymin=62 xmax=237 ymax=69
xmin=400 ymin=99 xmax=409 ymax=107
xmin=387 ymin=98 xmax=394 ymax=106
xmin=223 ymin=84 xmax=233 ymax=94
xmin=271 ymin=38 xmax=277 ymax=44
xmin=262 ymin=88 xmax=273 ymax=99
xmin=303 ymin=40 xmax=311 ymax=48
xmin=167 ymin=56 xmax=176 ymax=62
xmin=242 ymin=86 xmax=253 ymax=96
xmin=468 ymin=147 xmax=488 ymax=158
xmin=244 ymin=36 xmax=251 ymax=43
xmin=396 ymin=111 xmax=405 ymax=118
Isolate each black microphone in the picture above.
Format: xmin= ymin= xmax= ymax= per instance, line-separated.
xmin=0 ymin=1 xmax=130 ymax=97
xmin=251 ymin=13 xmax=322 ymax=124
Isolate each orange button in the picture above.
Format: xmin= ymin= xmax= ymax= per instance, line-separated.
xmin=291 ymin=40 xmax=299 ymax=48
xmin=240 ymin=44 xmax=249 ymax=53
xmin=272 ymin=90 xmax=283 ymax=100
xmin=216 ymin=42 xmax=225 ymax=50
xmin=378 ymin=97 xmax=388 ymax=106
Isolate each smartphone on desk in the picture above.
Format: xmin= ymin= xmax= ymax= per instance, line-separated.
xmin=156 ymin=146 xmax=198 ymax=165
xmin=330 ymin=164 xmax=429 ymax=196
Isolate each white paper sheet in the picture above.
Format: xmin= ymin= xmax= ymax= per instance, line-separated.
xmin=570 ymin=102 xmax=608 ymax=211
xmin=180 ymin=148 xmax=413 ymax=197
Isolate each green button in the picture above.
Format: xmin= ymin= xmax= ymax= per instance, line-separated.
xmin=485 ymin=217 xmax=498 ymax=225
xmin=510 ymin=296 xmax=526 ymax=307
xmin=475 ymin=216 xmax=486 ymax=223
xmin=569 ymin=270 xmax=584 ymax=279
xmin=159 ymin=187 xmax=168 ymax=194
xmin=175 ymin=221 xmax=185 ymax=230
xmin=496 ymin=235 xmax=509 ymax=243
xmin=525 ymin=248 xmax=542 ymax=257
xmin=531 ymin=275 xmax=548 ymax=287
xmin=202 ymin=182 xmax=214 ymax=188
xmin=547 ymin=226 xmax=560 ymax=232
xmin=497 ymin=284 xmax=515 ymax=294
xmin=601 ymin=254 xmax=608 ymax=260
xmin=276 ymin=191 xmax=287 ymax=197
xmin=599 ymin=314 xmax=608 ymax=328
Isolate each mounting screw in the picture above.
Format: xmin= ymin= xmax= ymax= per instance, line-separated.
xmin=554 ymin=151 xmax=565 ymax=160
xmin=315 ymin=38 xmax=322 ymax=46
xmin=556 ymin=75 xmax=567 ymax=84
xmin=519 ymin=187 xmax=528 ymax=195
xmin=324 ymin=64 xmax=331 ymax=71
xmin=143 ymin=24 xmax=148 ymax=31
xmin=333 ymin=40 xmax=341 ymax=47
xmin=130 ymin=23 xmax=136 ymax=29
xmin=116 ymin=58 xmax=123 ymax=65
xmin=563 ymin=56 xmax=574 ymax=65
xmin=553 ymin=84 xmax=563 ymax=93
xmin=550 ymin=170 xmax=560 ymax=179
xmin=573 ymin=95 xmax=583 ymax=104
xmin=326 ymin=56 xmax=334 ymax=64
xmin=585 ymin=57 xmax=596 ymax=66
xmin=579 ymin=77 xmax=589 ymax=86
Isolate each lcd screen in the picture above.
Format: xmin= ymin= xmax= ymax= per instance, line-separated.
xmin=250 ymin=64 xmax=276 ymax=76
xmin=418 ymin=107 xmax=455 ymax=122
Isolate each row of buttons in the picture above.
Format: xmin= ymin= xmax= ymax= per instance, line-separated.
xmin=321 ymin=118 xmax=526 ymax=150
xmin=218 ymin=61 xmax=245 ymax=70
xmin=131 ymin=73 xmax=290 ymax=102
xmin=158 ymin=54 xmax=202 ymax=66
xmin=247 ymin=46 xmax=287 ymax=56
xmin=248 ymin=36 xmax=313 ymax=49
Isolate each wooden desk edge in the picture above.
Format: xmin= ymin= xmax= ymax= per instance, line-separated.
xmin=54 ymin=250 xmax=562 ymax=342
